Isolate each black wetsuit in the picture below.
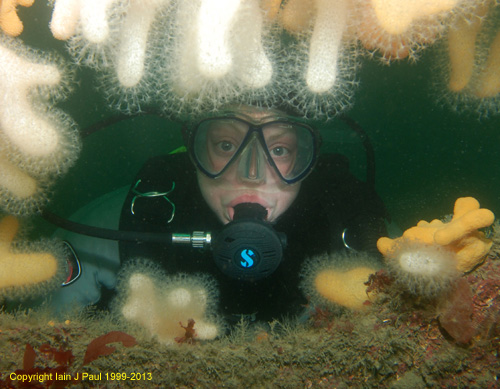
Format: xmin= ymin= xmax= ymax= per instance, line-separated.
xmin=118 ymin=152 xmax=388 ymax=322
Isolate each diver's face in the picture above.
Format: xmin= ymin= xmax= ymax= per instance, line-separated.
xmin=196 ymin=106 xmax=301 ymax=224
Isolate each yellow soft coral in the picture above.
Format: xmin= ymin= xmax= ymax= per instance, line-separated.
xmin=445 ymin=0 xmax=500 ymax=99
xmin=356 ymin=0 xmax=458 ymax=61
xmin=261 ymin=0 xmax=282 ymax=21
xmin=0 ymin=0 xmax=35 ymax=36
xmin=279 ymin=0 xmax=314 ymax=34
xmin=302 ymin=252 xmax=381 ymax=310
xmin=447 ymin=2 xmax=490 ymax=93
xmin=474 ymin=28 xmax=500 ymax=98
xmin=0 ymin=215 xmax=58 ymax=295
xmin=378 ymin=197 xmax=495 ymax=273
xmin=370 ymin=0 xmax=458 ymax=36
xmin=0 ymin=155 xmax=38 ymax=199
xmin=314 ymin=266 xmax=377 ymax=310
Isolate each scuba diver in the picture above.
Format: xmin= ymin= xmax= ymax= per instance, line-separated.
xmin=39 ymin=104 xmax=388 ymax=324
xmin=115 ymin=104 xmax=388 ymax=322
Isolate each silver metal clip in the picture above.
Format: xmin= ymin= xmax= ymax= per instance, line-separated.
xmin=130 ymin=179 xmax=176 ymax=224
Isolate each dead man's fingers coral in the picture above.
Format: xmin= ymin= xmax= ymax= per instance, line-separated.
xmin=474 ymin=27 xmax=500 ymax=98
xmin=0 ymin=216 xmax=62 ymax=299
xmin=0 ymin=43 xmax=61 ymax=157
xmin=377 ymin=197 xmax=495 ymax=293
xmin=0 ymin=156 xmax=38 ymax=200
xmin=0 ymin=37 xmax=80 ymax=215
xmin=232 ymin=0 xmax=272 ymax=89
xmin=50 ymin=0 xmax=119 ymax=42
xmin=279 ymin=0 xmax=314 ymax=34
xmin=49 ymin=0 xmax=80 ymax=40
xmin=434 ymin=197 xmax=495 ymax=246
xmin=356 ymin=0 xmax=463 ymax=61
xmin=301 ymin=252 xmax=381 ymax=310
xmin=452 ymin=233 xmax=493 ymax=272
xmin=261 ymin=0 xmax=281 ymax=22
xmin=118 ymin=264 xmax=220 ymax=345
xmin=433 ymin=196 xmax=494 ymax=272
xmin=169 ymin=0 xmax=273 ymax=109
xmin=115 ymin=0 xmax=172 ymax=88
xmin=447 ymin=2 xmax=490 ymax=92
xmin=314 ymin=266 xmax=378 ymax=309
xmin=306 ymin=0 xmax=349 ymax=93
xmin=0 ymin=0 xmax=35 ymax=36
xmin=370 ymin=0 xmax=459 ymax=36
xmin=196 ymin=0 xmax=242 ymax=79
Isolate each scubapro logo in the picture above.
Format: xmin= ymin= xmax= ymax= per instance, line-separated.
xmin=239 ymin=248 xmax=256 ymax=268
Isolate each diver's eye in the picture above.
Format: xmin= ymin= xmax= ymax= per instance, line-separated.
xmin=270 ymin=146 xmax=290 ymax=157
xmin=218 ymin=141 xmax=236 ymax=153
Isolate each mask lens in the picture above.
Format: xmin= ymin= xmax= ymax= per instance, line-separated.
xmin=192 ymin=117 xmax=318 ymax=183
xmin=193 ymin=118 xmax=249 ymax=175
xmin=262 ymin=122 xmax=316 ymax=181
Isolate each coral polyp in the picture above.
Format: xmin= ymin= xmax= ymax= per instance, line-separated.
xmin=116 ymin=261 xmax=221 ymax=345
xmin=385 ymin=241 xmax=459 ymax=296
xmin=0 ymin=34 xmax=79 ymax=215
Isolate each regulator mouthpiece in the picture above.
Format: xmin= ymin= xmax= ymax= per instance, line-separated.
xmin=213 ymin=203 xmax=286 ymax=282
xmin=232 ymin=202 xmax=268 ymax=220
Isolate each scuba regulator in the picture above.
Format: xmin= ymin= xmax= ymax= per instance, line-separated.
xmin=172 ymin=203 xmax=286 ymax=281
xmin=43 ymin=202 xmax=287 ymax=283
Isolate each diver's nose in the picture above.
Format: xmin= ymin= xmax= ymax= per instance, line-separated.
xmin=237 ymin=137 xmax=266 ymax=183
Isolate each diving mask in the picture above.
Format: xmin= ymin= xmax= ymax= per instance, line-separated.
xmin=186 ymin=115 xmax=321 ymax=184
